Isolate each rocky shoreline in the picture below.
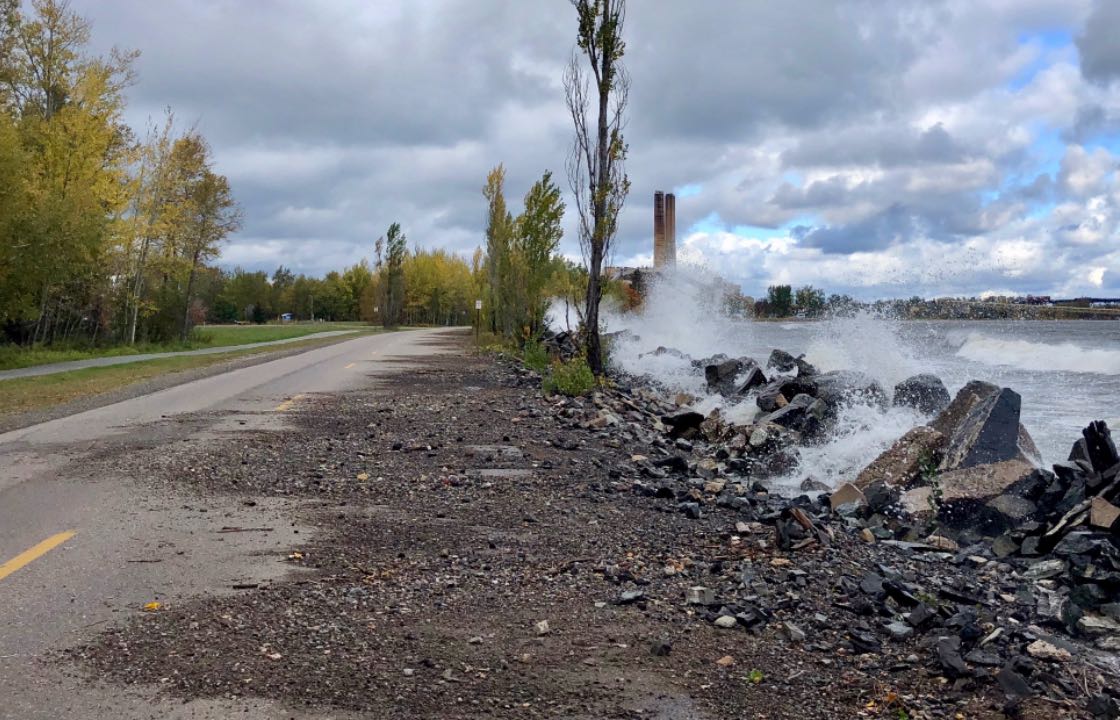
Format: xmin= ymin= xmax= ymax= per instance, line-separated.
xmin=70 ymin=337 xmax=1118 ymax=718
xmin=546 ymin=332 xmax=1120 ymax=717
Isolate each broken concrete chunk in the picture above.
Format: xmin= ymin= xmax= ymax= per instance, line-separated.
xmin=829 ymin=482 xmax=866 ymax=513
xmin=854 ymin=426 xmax=945 ymax=489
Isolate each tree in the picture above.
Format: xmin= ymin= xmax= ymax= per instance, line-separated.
xmin=565 ymin=0 xmax=630 ymax=375
xmin=515 ymin=170 xmax=565 ymax=335
xmin=383 ymin=222 xmax=406 ymax=328
xmin=483 ymin=164 xmax=514 ymax=335
xmin=794 ymin=285 xmax=825 ymax=317
xmin=766 ymin=285 xmax=793 ymax=317
xmin=176 ymin=134 xmax=241 ymax=341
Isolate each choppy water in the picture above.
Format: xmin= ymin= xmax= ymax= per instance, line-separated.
xmin=597 ymin=269 xmax=1120 ymax=492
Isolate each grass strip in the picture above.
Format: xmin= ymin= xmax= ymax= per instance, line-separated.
xmin=0 ymin=322 xmax=371 ymax=371
xmin=0 ymin=333 xmax=368 ymax=417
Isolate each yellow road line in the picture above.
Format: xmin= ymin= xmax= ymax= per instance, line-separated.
xmin=344 ymin=362 xmax=356 ymax=369
xmin=0 ymin=531 xmax=76 ymax=582
xmin=273 ymin=393 xmax=304 ymax=412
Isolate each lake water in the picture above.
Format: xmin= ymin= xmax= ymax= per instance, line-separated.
xmin=599 ymin=272 xmax=1120 ymax=491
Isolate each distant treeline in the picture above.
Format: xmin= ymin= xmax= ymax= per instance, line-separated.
xmin=189 ymin=249 xmax=483 ymax=328
xmin=719 ymin=285 xmax=1120 ymax=320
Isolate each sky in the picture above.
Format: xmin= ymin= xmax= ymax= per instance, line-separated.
xmin=71 ymin=0 xmax=1120 ymax=300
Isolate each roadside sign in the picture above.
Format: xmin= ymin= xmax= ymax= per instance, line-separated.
xmin=475 ymin=299 xmax=483 ymax=310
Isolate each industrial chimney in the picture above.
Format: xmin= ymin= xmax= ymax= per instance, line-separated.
xmin=653 ymin=190 xmax=676 ymax=268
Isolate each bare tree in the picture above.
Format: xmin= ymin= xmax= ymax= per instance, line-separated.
xmin=564 ymin=0 xmax=630 ymax=375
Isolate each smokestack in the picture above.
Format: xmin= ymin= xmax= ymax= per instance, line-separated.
xmin=653 ymin=190 xmax=666 ymax=268
xmin=665 ymin=192 xmax=676 ymax=265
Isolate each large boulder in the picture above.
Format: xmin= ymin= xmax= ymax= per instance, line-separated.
xmin=705 ymin=357 xmax=758 ymax=397
xmin=767 ymin=349 xmax=798 ymax=372
xmin=914 ymin=382 xmax=1044 ymax=524
xmin=795 ymin=357 xmax=818 ymax=377
xmin=1071 ymin=420 xmax=1119 ymax=473
xmin=811 ymin=370 xmax=887 ymax=411
xmin=901 ymin=459 xmax=1042 ymax=535
xmin=893 ymin=374 xmax=951 ymax=415
xmin=734 ymin=365 xmax=768 ymax=395
xmin=930 ymin=380 xmax=996 ymax=437
xmin=758 ymin=393 xmax=828 ymax=436
xmin=692 ymin=353 xmax=730 ymax=369
xmin=938 ymin=386 xmax=1036 ymax=471
xmin=855 ymin=426 xmax=946 ymax=489
xmin=931 ymin=459 xmax=1041 ymax=534
xmin=756 ymin=377 xmax=818 ymax=413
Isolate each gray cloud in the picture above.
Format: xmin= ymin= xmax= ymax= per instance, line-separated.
xmin=1077 ymin=0 xmax=1120 ymax=84
xmin=69 ymin=0 xmax=1119 ymax=298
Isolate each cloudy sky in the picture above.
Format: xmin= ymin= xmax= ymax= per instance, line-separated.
xmin=73 ymin=0 xmax=1120 ymax=299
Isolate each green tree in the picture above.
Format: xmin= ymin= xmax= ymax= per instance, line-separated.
xmin=177 ymin=135 xmax=241 ymax=340
xmin=483 ymin=165 xmax=514 ymax=335
xmin=794 ymin=285 xmax=825 ymax=317
xmin=564 ymin=0 xmax=630 ymax=374
xmin=766 ymin=285 xmax=793 ymax=317
xmin=515 ymin=170 xmax=565 ymax=335
xmin=384 ymin=222 xmax=406 ymax=327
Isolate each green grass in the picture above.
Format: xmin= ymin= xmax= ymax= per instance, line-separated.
xmin=0 ymin=322 xmax=371 ymax=371
xmin=0 ymin=333 xmax=359 ymax=417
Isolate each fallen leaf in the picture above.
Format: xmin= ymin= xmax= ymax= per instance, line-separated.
xmin=716 ymin=655 xmax=735 ymax=667
xmin=143 ymin=601 xmax=162 ymax=612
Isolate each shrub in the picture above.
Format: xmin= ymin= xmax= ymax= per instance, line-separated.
xmin=521 ymin=339 xmax=550 ymax=373
xmin=543 ymin=356 xmax=596 ymax=397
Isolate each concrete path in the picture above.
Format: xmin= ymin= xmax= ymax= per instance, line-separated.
xmin=0 ymin=327 xmax=463 ymax=719
xmin=0 ymin=329 xmax=358 ymax=381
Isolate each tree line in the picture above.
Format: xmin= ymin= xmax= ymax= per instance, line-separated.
xmin=0 ymin=0 xmax=243 ymax=346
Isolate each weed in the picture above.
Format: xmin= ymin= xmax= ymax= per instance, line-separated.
xmin=521 ymin=340 xmax=550 ymax=373
xmin=542 ymin=356 xmax=596 ymax=397
xmin=918 ymin=449 xmax=943 ymax=529
xmin=747 ymin=669 xmax=764 ymax=685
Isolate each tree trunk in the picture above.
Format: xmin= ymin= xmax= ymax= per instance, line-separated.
xmin=585 ymin=246 xmax=603 ymax=374
xmin=180 ymin=249 xmax=201 ymax=342
xmin=127 ymin=236 xmax=152 ymax=345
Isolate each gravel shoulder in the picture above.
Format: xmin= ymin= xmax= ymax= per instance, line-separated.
xmin=67 ymin=338 xmax=1113 ymax=719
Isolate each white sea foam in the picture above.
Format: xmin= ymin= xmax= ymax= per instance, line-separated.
xmin=954 ymin=332 xmax=1120 ymax=375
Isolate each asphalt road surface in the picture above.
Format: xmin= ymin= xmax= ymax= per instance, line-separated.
xmin=0 ymin=327 xmax=462 ymax=720
xmin=0 ymin=329 xmax=359 ymax=381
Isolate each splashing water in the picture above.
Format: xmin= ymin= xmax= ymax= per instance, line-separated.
xmin=597 ymin=264 xmax=1120 ymax=492
xmin=771 ymin=403 xmax=930 ymax=494
xmin=803 ymin=313 xmax=922 ymax=389
xmin=599 ymin=265 xmax=928 ymax=491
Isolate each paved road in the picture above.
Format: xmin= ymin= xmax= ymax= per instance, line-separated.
xmin=0 ymin=329 xmax=358 ymax=381
xmin=0 ymin=327 xmax=462 ymax=720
